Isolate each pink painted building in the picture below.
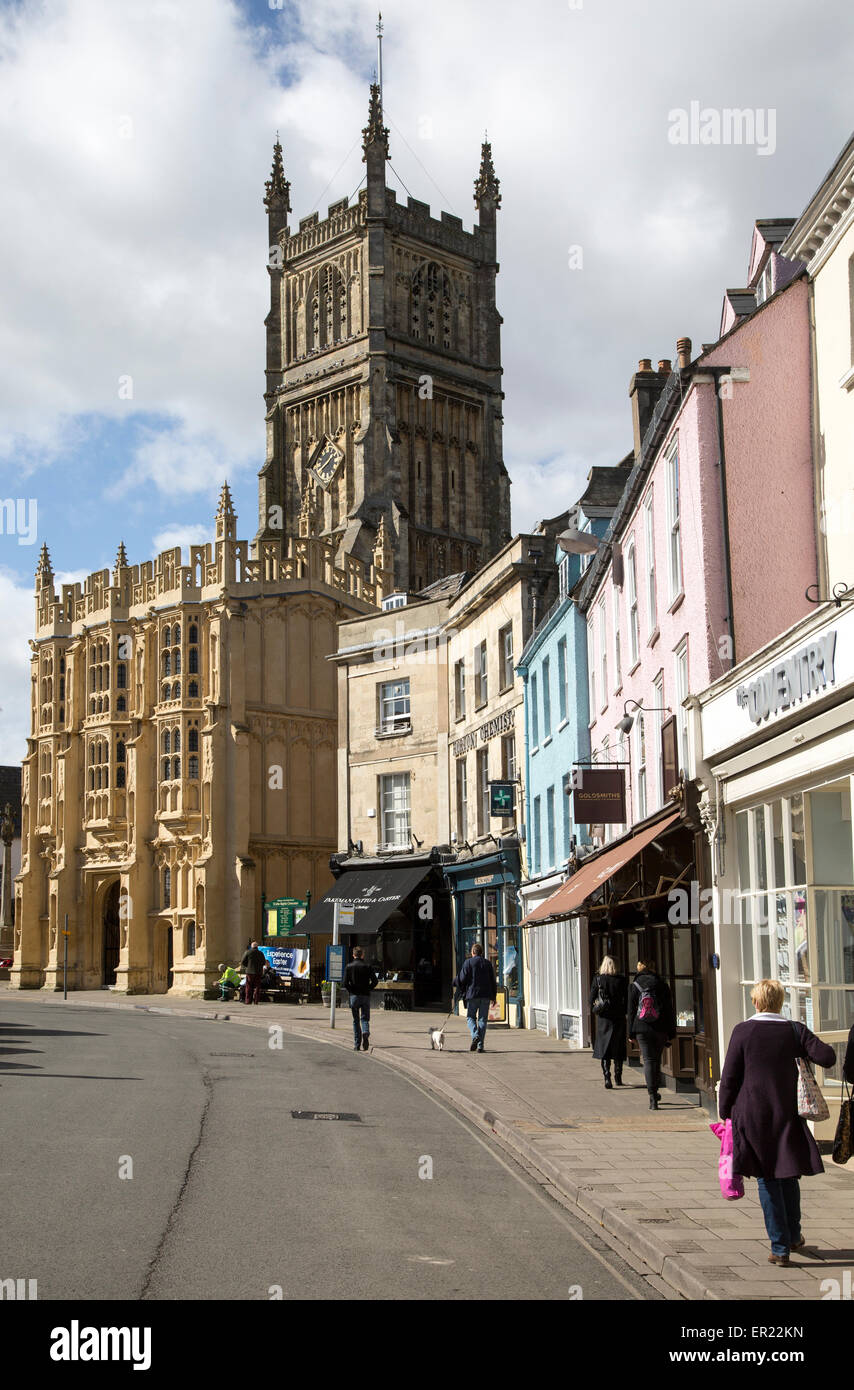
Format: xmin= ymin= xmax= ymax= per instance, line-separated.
xmin=579 ymin=242 xmax=814 ymax=837
xmin=551 ymin=226 xmax=816 ymax=1103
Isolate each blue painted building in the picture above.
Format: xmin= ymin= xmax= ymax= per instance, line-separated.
xmin=516 ymin=462 xmax=632 ymax=1042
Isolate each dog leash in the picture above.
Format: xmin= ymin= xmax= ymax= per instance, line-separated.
xmin=434 ymin=997 xmax=462 ymax=1033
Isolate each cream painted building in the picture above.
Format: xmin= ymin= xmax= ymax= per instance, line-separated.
xmin=327 ymin=533 xmax=557 ymax=1016
xmin=781 ymin=134 xmax=854 ymax=597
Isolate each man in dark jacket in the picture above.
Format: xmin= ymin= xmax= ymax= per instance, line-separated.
xmin=343 ymin=946 xmax=378 ymax=1051
xmin=241 ymin=941 xmax=267 ymax=1006
xmin=453 ymin=942 xmax=497 ymax=1053
xmin=628 ymin=961 xmax=677 ymax=1109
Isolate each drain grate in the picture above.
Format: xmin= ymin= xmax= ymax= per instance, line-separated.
xmin=209 ymin=1053 xmax=256 ymax=1057
xmin=291 ymin=1110 xmax=361 ymax=1122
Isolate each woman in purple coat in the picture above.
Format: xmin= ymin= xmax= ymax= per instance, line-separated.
xmin=718 ymin=978 xmax=836 ymax=1267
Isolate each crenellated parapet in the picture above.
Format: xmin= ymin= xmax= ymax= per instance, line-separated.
xmin=34 ymin=503 xmax=386 ymax=642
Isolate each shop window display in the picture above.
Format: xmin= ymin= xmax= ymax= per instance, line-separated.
xmin=735 ymin=778 xmax=854 ymax=1085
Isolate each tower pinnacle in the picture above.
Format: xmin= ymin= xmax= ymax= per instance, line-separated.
xmin=36 ymin=542 xmax=53 ymax=583
xmin=264 ymin=137 xmax=291 ymax=215
xmin=362 ymin=83 xmax=389 ymax=162
xmin=474 ymin=139 xmax=501 ymax=211
xmin=216 ymin=480 xmax=237 ymax=542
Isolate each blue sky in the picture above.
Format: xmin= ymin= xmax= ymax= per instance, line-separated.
xmin=0 ymin=0 xmax=852 ymax=761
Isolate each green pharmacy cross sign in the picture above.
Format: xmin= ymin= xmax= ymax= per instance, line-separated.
xmin=489 ymin=782 xmax=515 ymax=817
xmin=264 ymin=897 xmax=309 ymax=937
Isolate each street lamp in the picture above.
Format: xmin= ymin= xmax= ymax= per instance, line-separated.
xmin=617 ymin=698 xmax=672 ymax=735
xmin=556 ymin=526 xmax=601 ymax=556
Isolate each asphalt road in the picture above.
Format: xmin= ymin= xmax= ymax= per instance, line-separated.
xmin=1 ymin=1000 xmax=656 ymax=1301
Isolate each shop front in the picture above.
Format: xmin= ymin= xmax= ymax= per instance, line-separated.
xmin=296 ymin=854 xmax=453 ymax=1009
xmin=521 ymin=805 xmax=719 ymax=1104
xmin=520 ymin=871 xmax=588 ymax=1044
xmin=697 ymin=600 xmax=854 ymax=1136
xmin=444 ymin=839 xmax=522 ymax=1026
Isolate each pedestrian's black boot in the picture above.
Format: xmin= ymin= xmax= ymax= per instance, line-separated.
xmin=649 ymin=1093 xmax=659 ymax=1110
xmin=601 ymin=1060 xmax=613 ymax=1090
xmin=614 ymin=1064 xmax=623 ymax=1086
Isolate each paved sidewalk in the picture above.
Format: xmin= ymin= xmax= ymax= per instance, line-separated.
xmin=4 ymin=985 xmax=853 ymax=1302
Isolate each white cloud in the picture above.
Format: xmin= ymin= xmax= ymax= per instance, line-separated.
xmin=151 ymin=523 xmax=214 ymax=556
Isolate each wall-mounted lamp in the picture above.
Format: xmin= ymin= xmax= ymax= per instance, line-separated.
xmin=557 ymin=527 xmax=601 ymax=556
xmin=617 ymin=698 xmax=672 ymax=735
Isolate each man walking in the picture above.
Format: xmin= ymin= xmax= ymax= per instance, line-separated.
xmin=453 ymin=942 xmax=497 ymax=1053
xmin=241 ymin=940 xmax=267 ymax=1006
xmin=343 ymin=946 xmax=378 ymax=1051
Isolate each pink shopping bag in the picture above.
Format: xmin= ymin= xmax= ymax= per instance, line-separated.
xmin=709 ymin=1120 xmax=744 ymax=1200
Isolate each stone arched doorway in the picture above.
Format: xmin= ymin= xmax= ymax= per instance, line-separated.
xmin=103 ymin=880 xmax=121 ymax=987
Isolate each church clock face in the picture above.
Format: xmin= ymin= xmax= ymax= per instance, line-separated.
xmin=308 ymin=436 xmax=344 ymax=490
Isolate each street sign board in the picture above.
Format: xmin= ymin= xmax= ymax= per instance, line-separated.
xmin=570 ymin=767 xmax=627 ymax=824
xmin=264 ymin=896 xmax=308 ymax=936
xmin=325 ymin=944 xmax=345 ymax=983
xmin=338 ymin=905 xmax=355 ymax=927
xmin=489 ymin=781 xmax=514 ymax=816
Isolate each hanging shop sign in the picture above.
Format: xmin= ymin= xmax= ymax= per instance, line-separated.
xmin=661 ymin=715 xmax=679 ymax=794
xmin=570 ymin=767 xmax=626 ymax=824
xmin=489 ymin=782 xmax=515 ymax=816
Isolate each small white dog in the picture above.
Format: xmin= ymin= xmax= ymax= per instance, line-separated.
xmin=429 ymin=1026 xmax=445 ymax=1051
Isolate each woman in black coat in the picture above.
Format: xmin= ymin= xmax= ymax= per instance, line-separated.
xmin=589 ymin=955 xmax=628 ymax=1089
xmin=718 ymin=978 xmax=836 ymax=1267
xmin=843 ymin=1022 xmax=854 ymax=1084
xmin=628 ymin=959 xmax=677 ymax=1110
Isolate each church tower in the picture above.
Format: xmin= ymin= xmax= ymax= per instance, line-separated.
xmin=256 ymin=86 xmax=511 ymax=592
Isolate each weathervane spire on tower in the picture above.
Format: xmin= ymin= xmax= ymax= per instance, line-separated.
xmin=376 ymin=12 xmax=383 ymax=108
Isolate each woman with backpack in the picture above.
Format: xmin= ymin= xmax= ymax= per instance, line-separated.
xmin=718 ymin=978 xmax=836 ymax=1266
xmin=628 ymin=959 xmax=677 ymax=1109
xmin=589 ymin=955 xmax=628 ymax=1089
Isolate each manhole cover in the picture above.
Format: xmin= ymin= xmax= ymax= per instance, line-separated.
xmin=291 ymin=1110 xmax=361 ymax=1122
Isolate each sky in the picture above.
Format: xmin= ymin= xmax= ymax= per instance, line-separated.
xmin=0 ymin=0 xmax=852 ymax=762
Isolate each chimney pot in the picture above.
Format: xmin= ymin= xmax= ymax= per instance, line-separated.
xmin=676 ymin=337 xmax=692 ymax=369
xmin=658 ymin=359 xmax=672 ymax=374
xmin=639 ymin=358 xmax=652 ymax=372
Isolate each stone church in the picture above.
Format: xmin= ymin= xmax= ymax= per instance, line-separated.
xmin=11 ymin=86 xmax=510 ymax=995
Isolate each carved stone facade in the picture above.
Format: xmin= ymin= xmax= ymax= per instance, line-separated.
xmin=11 ymin=487 xmax=384 ymax=996
xmin=257 ymin=87 xmax=511 ymax=592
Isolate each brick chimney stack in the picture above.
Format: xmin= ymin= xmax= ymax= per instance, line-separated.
xmin=629 ymin=357 xmax=671 ymax=459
